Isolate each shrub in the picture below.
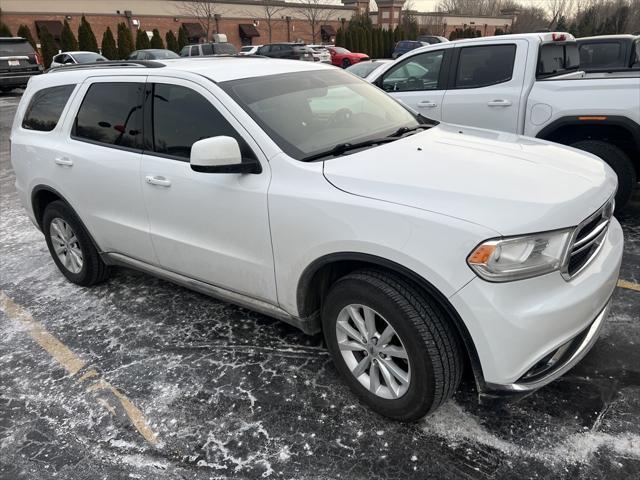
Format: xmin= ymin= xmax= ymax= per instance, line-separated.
xmin=0 ymin=23 xmax=12 ymax=37
xmin=178 ymin=25 xmax=188 ymax=51
xmin=17 ymin=24 xmax=37 ymax=49
xmin=101 ymin=27 xmax=117 ymax=59
xmin=135 ymin=29 xmax=150 ymax=50
xmin=78 ymin=16 xmax=98 ymax=52
xmin=165 ymin=30 xmax=179 ymax=53
xmin=39 ymin=26 xmax=58 ymax=68
xmin=61 ymin=20 xmax=78 ymax=52
xmin=150 ymin=29 xmax=164 ymax=49
xmin=117 ymin=23 xmax=134 ymax=59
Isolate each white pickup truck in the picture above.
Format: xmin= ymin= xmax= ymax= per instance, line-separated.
xmin=367 ymin=32 xmax=640 ymax=208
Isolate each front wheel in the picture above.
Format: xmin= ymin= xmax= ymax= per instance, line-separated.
xmin=341 ymin=58 xmax=351 ymax=68
xmin=322 ymin=270 xmax=463 ymax=421
xmin=570 ymin=140 xmax=636 ymax=210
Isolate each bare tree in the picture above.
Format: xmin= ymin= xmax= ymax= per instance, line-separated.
xmin=547 ymin=0 xmax=575 ymax=29
xmin=180 ymin=1 xmax=216 ymax=41
xmin=437 ymin=0 xmax=509 ymax=16
xmin=258 ymin=1 xmax=287 ymax=43
xmin=296 ymin=0 xmax=338 ymax=44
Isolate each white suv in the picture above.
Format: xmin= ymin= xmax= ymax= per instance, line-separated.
xmin=10 ymin=58 xmax=623 ymax=420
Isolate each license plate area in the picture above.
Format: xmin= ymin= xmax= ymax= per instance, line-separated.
xmin=8 ymin=59 xmax=20 ymax=66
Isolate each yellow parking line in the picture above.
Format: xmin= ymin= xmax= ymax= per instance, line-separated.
xmin=0 ymin=291 xmax=159 ymax=446
xmin=618 ymin=280 xmax=640 ymax=292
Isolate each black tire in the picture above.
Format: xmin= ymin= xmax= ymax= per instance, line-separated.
xmin=570 ymin=139 xmax=637 ymax=210
xmin=322 ymin=270 xmax=463 ymax=421
xmin=42 ymin=200 xmax=110 ymax=286
xmin=341 ymin=58 xmax=351 ymax=68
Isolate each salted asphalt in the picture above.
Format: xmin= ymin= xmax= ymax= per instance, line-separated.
xmin=1 ymin=91 xmax=639 ymax=479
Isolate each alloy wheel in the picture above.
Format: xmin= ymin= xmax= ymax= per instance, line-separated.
xmin=50 ymin=218 xmax=83 ymax=274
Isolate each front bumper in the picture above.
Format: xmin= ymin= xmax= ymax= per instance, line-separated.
xmin=450 ymin=217 xmax=623 ymax=394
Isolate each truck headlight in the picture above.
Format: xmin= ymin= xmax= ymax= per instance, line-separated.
xmin=467 ymin=228 xmax=573 ymax=282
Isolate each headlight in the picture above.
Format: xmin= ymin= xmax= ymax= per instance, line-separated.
xmin=467 ymin=228 xmax=573 ymax=282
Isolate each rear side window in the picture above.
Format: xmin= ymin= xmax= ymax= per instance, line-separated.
xmin=537 ymin=43 xmax=579 ymax=78
xmin=73 ymin=82 xmax=143 ymax=149
xmin=454 ymin=44 xmax=516 ymax=88
xmin=150 ymin=83 xmax=253 ymax=160
xmin=201 ymin=43 xmax=213 ymax=55
xmin=22 ymin=84 xmax=75 ymax=132
xmin=190 ymin=45 xmax=200 ymax=56
xmin=0 ymin=40 xmax=34 ymax=56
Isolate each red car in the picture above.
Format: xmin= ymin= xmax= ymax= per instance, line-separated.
xmin=326 ymin=46 xmax=369 ymax=68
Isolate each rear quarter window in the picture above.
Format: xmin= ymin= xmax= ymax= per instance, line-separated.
xmin=22 ymin=84 xmax=76 ymax=132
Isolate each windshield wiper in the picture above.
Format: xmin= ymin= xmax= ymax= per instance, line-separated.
xmin=302 ymin=137 xmax=399 ymax=162
xmin=388 ymin=125 xmax=429 ymax=137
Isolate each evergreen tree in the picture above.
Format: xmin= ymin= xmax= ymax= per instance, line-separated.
xmin=101 ymin=27 xmax=117 ymax=59
xmin=178 ymin=26 xmax=188 ymax=51
xmin=359 ymin=28 xmax=367 ymax=54
xmin=150 ymin=29 xmax=164 ymax=49
xmin=165 ymin=30 xmax=179 ymax=53
xmin=78 ymin=16 xmax=98 ymax=52
xmin=371 ymin=28 xmax=379 ymax=59
xmin=344 ymin=29 xmax=352 ymax=51
xmin=335 ymin=27 xmax=344 ymax=48
xmin=136 ymin=29 xmax=151 ymax=50
xmin=117 ymin=23 xmax=134 ymax=59
xmin=0 ymin=23 xmax=12 ymax=37
xmin=17 ymin=24 xmax=37 ymax=49
xmin=366 ymin=28 xmax=372 ymax=56
xmin=60 ymin=20 xmax=78 ymax=52
xmin=393 ymin=25 xmax=402 ymax=42
xmin=352 ymin=28 xmax=360 ymax=53
xmin=39 ymin=26 xmax=58 ymax=68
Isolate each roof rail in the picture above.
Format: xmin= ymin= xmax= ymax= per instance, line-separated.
xmin=48 ymin=60 xmax=165 ymax=73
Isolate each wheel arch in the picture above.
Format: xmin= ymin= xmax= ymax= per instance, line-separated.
xmin=535 ymin=115 xmax=640 ymax=175
xmin=31 ymin=184 xmax=103 ymax=253
xmin=296 ymin=252 xmax=486 ymax=389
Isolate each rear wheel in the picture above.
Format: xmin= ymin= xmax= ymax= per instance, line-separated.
xmin=42 ymin=200 xmax=110 ymax=286
xmin=322 ymin=270 xmax=463 ymax=421
xmin=341 ymin=58 xmax=351 ymax=68
xmin=570 ymin=139 xmax=636 ymax=210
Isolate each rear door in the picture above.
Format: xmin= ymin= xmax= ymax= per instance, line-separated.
xmin=377 ymin=47 xmax=451 ymax=121
xmin=440 ymin=40 xmax=527 ymax=133
xmin=61 ymin=76 xmax=157 ymax=264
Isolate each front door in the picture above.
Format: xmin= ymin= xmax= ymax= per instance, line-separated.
xmin=140 ymin=77 xmax=277 ymax=303
xmin=380 ymin=48 xmax=448 ymax=122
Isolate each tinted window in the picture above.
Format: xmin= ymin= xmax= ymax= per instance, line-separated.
xmin=214 ymin=43 xmax=236 ymax=55
xmin=537 ymin=43 xmax=580 ymax=78
xmin=579 ymin=42 xmax=624 ymax=69
xmin=382 ymin=50 xmax=443 ymax=92
xmin=180 ymin=46 xmax=189 ymax=56
xmin=455 ymin=45 xmax=516 ymax=88
xmin=73 ymin=52 xmax=107 ymax=63
xmin=151 ymin=83 xmax=253 ymax=160
xmin=22 ymin=84 xmax=76 ymax=132
xmin=74 ymin=83 xmax=143 ymax=149
xmin=201 ymin=43 xmax=213 ymax=55
xmin=0 ymin=40 xmax=34 ymax=56
xmin=190 ymin=45 xmax=200 ymax=56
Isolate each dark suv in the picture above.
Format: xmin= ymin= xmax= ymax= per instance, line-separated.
xmin=256 ymin=43 xmax=313 ymax=61
xmin=0 ymin=37 xmax=43 ymax=92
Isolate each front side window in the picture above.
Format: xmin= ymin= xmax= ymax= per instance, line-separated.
xmin=382 ymin=50 xmax=443 ymax=92
xmin=73 ymin=82 xmax=143 ymax=149
xmin=221 ymin=69 xmax=423 ymax=161
xmin=455 ymin=44 xmax=516 ymax=88
xmin=150 ymin=83 xmax=253 ymax=160
xmin=190 ymin=45 xmax=200 ymax=56
xmin=22 ymin=84 xmax=76 ymax=132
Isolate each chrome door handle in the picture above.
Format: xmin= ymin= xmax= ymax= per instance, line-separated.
xmin=145 ymin=175 xmax=171 ymax=187
xmin=54 ymin=157 xmax=73 ymax=166
xmin=487 ymin=99 xmax=512 ymax=107
xmin=417 ymin=100 xmax=438 ymax=108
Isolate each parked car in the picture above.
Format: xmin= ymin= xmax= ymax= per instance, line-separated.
xmin=239 ymin=45 xmax=262 ymax=56
xmin=577 ymin=34 xmax=639 ymax=71
xmin=11 ymin=57 xmax=623 ymax=420
xmin=346 ymin=59 xmax=392 ymax=78
xmin=256 ymin=43 xmax=314 ymax=61
xmin=307 ymin=45 xmax=332 ymax=63
xmin=367 ymin=32 xmax=640 ymax=209
xmin=417 ymin=35 xmax=449 ymax=44
xmin=0 ymin=37 xmax=43 ymax=92
xmin=180 ymin=42 xmax=237 ymax=57
xmin=392 ymin=40 xmax=429 ymax=59
xmin=127 ymin=49 xmax=180 ymax=61
xmin=51 ymin=51 xmax=107 ymax=68
xmin=326 ymin=46 xmax=369 ymax=68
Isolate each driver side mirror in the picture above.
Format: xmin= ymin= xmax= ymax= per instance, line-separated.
xmin=190 ymin=136 xmax=261 ymax=174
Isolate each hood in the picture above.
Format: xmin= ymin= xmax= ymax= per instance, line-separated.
xmin=323 ymin=123 xmax=617 ymax=235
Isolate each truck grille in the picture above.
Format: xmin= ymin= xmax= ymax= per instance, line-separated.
xmin=562 ymin=197 xmax=614 ymax=279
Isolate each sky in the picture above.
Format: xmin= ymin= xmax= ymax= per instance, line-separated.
xmin=402 ymin=0 xmax=560 ymax=13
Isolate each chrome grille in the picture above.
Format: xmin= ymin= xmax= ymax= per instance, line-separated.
xmin=562 ymin=197 xmax=614 ymax=279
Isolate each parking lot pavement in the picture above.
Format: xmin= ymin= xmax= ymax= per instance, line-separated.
xmin=1 ymin=92 xmax=639 ymax=480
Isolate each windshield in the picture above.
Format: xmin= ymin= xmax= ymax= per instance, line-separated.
xmin=73 ymin=52 xmax=107 ymax=63
xmin=331 ymin=47 xmax=350 ymax=54
xmin=151 ymin=50 xmax=180 ymax=59
xmin=213 ymin=43 xmax=237 ymax=55
xmin=221 ymin=69 xmax=423 ymax=161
